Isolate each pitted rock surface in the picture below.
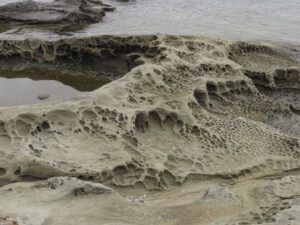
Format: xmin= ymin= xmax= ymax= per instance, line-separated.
xmin=0 ymin=35 xmax=299 ymax=225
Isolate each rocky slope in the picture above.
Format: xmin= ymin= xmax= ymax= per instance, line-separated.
xmin=0 ymin=35 xmax=299 ymax=225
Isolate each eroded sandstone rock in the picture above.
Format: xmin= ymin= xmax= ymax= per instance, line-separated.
xmin=0 ymin=35 xmax=299 ymax=225
xmin=0 ymin=35 xmax=299 ymax=190
xmin=0 ymin=0 xmax=115 ymax=32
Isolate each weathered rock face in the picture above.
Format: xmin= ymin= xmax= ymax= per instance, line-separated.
xmin=0 ymin=34 xmax=299 ymax=188
xmin=0 ymin=35 xmax=299 ymax=224
xmin=0 ymin=0 xmax=114 ymax=26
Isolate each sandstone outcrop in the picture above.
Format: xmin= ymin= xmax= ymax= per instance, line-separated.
xmin=0 ymin=35 xmax=299 ymax=224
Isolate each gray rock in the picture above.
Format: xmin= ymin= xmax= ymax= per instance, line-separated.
xmin=0 ymin=0 xmax=115 ymax=25
xmin=37 ymin=94 xmax=50 ymax=100
xmin=202 ymin=187 xmax=241 ymax=204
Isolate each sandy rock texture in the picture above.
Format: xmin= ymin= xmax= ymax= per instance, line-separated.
xmin=0 ymin=0 xmax=115 ymax=32
xmin=0 ymin=35 xmax=299 ymax=224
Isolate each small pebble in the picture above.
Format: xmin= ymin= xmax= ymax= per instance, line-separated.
xmin=37 ymin=94 xmax=50 ymax=100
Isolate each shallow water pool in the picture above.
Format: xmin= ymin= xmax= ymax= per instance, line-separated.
xmin=0 ymin=70 xmax=111 ymax=107
xmin=0 ymin=77 xmax=82 ymax=106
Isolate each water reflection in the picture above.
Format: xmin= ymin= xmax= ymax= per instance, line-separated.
xmin=0 ymin=69 xmax=111 ymax=106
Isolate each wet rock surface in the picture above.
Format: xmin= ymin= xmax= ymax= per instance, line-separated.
xmin=0 ymin=35 xmax=299 ymax=224
xmin=0 ymin=0 xmax=115 ymax=33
